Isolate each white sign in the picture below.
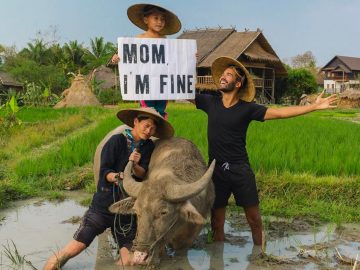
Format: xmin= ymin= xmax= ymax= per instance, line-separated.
xmin=118 ymin=37 xmax=197 ymax=100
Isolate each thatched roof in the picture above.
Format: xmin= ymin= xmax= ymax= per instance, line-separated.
xmin=322 ymin=56 xmax=360 ymax=72
xmin=242 ymin=40 xmax=280 ymax=63
xmin=340 ymin=89 xmax=360 ymax=100
xmin=54 ymin=74 xmax=101 ymax=108
xmin=196 ymin=31 xmax=259 ymax=67
xmin=178 ymin=28 xmax=235 ymax=63
xmin=87 ymin=65 xmax=117 ymax=89
xmin=178 ymin=28 xmax=287 ymax=76
xmin=0 ymin=71 xmax=22 ymax=87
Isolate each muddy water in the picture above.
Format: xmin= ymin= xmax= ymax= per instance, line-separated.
xmin=0 ymin=193 xmax=97 ymax=269
xmin=0 ymin=196 xmax=359 ymax=270
xmin=95 ymin=221 xmax=360 ymax=270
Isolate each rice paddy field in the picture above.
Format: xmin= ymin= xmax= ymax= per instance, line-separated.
xmin=0 ymin=103 xmax=359 ymax=223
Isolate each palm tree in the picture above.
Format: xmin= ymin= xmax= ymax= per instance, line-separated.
xmin=83 ymin=37 xmax=115 ymax=71
xmin=63 ymin=40 xmax=87 ymax=70
xmin=48 ymin=44 xmax=64 ymax=65
xmin=88 ymin=37 xmax=114 ymax=59
xmin=21 ymin=39 xmax=49 ymax=65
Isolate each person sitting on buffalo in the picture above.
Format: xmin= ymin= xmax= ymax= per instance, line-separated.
xmin=44 ymin=107 xmax=174 ymax=269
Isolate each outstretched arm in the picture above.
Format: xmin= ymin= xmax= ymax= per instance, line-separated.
xmin=264 ymin=91 xmax=338 ymax=120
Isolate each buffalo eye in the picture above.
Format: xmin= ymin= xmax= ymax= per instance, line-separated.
xmin=160 ymin=210 xmax=168 ymax=216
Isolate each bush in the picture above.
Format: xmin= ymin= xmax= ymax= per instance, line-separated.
xmin=0 ymin=94 xmax=22 ymax=131
xmin=97 ymin=88 xmax=122 ymax=105
xmin=285 ymin=68 xmax=318 ymax=99
xmin=22 ymin=82 xmax=60 ymax=107
xmin=5 ymin=58 xmax=68 ymax=95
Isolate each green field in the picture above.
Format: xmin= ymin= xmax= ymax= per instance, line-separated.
xmin=0 ymin=104 xmax=359 ymax=223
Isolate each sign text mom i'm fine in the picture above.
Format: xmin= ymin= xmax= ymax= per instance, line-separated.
xmin=118 ymin=37 xmax=197 ymax=101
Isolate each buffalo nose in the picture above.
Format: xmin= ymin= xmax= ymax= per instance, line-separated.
xmin=133 ymin=250 xmax=148 ymax=264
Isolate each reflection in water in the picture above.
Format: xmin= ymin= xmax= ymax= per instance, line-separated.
xmin=0 ymin=196 xmax=97 ymax=270
xmin=187 ymin=236 xmax=263 ymax=270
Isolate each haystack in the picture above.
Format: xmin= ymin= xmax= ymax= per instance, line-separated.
xmin=54 ymin=74 xmax=101 ymax=108
xmin=339 ymin=89 xmax=360 ymax=108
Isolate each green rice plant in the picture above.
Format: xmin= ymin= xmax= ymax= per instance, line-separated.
xmin=247 ymin=115 xmax=360 ymax=176
xmin=32 ymin=164 xmax=94 ymax=191
xmin=13 ymin=106 xmax=109 ymax=123
xmin=257 ymin=170 xmax=360 ymax=222
xmin=168 ymin=106 xmax=208 ymax=158
xmin=45 ymin=191 xmax=66 ymax=201
xmin=312 ymin=108 xmax=358 ymax=118
xmin=1 ymin=240 xmax=37 ymax=270
xmin=2 ymin=103 xmax=360 ymax=222
xmin=0 ymin=180 xmax=34 ymax=208
xmin=2 ymin=114 xmax=92 ymax=160
xmin=79 ymin=196 xmax=92 ymax=207
xmin=14 ymin=114 xmax=119 ymax=183
xmin=85 ymin=180 xmax=96 ymax=194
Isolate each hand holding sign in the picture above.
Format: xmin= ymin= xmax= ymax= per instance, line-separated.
xmin=111 ymin=54 xmax=120 ymax=64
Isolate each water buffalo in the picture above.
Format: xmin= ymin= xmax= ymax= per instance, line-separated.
xmin=109 ymin=137 xmax=215 ymax=266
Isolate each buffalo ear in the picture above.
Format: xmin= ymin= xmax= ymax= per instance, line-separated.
xmin=180 ymin=201 xmax=205 ymax=225
xmin=109 ymin=197 xmax=136 ymax=214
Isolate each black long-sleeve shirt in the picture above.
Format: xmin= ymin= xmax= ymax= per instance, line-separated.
xmin=91 ymin=134 xmax=154 ymax=214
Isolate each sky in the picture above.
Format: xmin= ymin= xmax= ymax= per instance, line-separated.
xmin=1 ymin=0 xmax=360 ymax=66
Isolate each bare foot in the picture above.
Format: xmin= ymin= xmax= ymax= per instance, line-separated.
xmin=116 ymin=247 xmax=133 ymax=266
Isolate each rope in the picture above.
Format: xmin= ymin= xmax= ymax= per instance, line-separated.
xmin=131 ymin=216 xmax=179 ymax=268
xmin=112 ymin=178 xmax=134 ymax=268
xmin=106 ymin=129 xmax=144 ymax=266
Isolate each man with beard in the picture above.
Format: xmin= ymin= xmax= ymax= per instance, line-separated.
xmin=192 ymin=56 xmax=338 ymax=247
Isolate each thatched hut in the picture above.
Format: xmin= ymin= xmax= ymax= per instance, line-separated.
xmin=54 ymin=74 xmax=101 ymax=108
xmin=0 ymin=71 xmax=23 ymax=92
xmin=0 ymin=71 xmax=23 ymax=104
xmin=178 ymin=28 xmax=287 ymax=103
xmin=338 ymin=89 xmax=360 ymax=108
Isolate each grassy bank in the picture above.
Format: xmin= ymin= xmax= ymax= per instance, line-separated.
xmin=254 ymin=171 xmax=359 ymax=223
xmin=0 ymin=104 xmax=359 ymax=223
